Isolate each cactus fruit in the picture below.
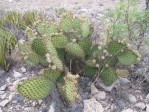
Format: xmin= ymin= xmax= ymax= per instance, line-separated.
xmin=65 ymin=42 xmax=85 ymax=59
xmin=32 ymin=38 xmax=46 ymax=56
xmin=51 ymin=35 xmax=68 ymax=48
xmin=118 ymin=50 xmax=139 ymax=66
xmin=57 ymin=72 xmax=80 ymax=104
xmin=78 ymin=39 xmax=91 ymax=56
xmin=100 ymin=68 xmax=117 ymax=86
xmin=17 ymin=77 xmax=53 ymax=100
xmin=43 ymin=69 xmax=61 ymax=82
xmin=60 ymin=17 xmax=73 ymax=32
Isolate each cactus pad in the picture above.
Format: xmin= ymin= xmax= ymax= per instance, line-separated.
xmin=57 ymin=72 xmax=80 ymax=104
xmin=60 ymin=17 xmax=73 ymax=32
xmin=32 ymin=38 xmax=46 ymax=56
xmin=78 ymin=39 xmax=91 ymax=56
xmin=17 ymin=77 xmax=53 ymax=100
xmin=43 ymin=69 xmax=61 ymax=82
xmin=100 ymin=68 xmax=117 ymax=86
xmin=83 ymin=66 xmax=97 ymax=77
xmin=65 ymin=42 xmax=85 ymax=59
xmin=27 ymin=53 xmax=40 ymax=65
xmin=81 ymin=21 xmax=91 ymax=38
xmin=107 ymin=41 xmax=126 ymax=55
xmin=51 ymin=35 xmax=68 ymax=48
xmin=118 ymin=50 xmax=138 ymax=66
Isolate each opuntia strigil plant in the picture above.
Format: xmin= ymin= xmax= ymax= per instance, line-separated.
xmin=16 ymin=10 xmax=141 ymax=105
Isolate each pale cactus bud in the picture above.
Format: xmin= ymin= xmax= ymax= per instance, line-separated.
xmin=121 ymin=49 xmax=124 ymax=52
xmin=46 ymin=58 xmax=52 ymax=63
xmin=98 ymin=46 xmax=102 ymax=50
xmin=45 ymin=53 xmax=50 ymax=58
xmin=103 ymin=50 xmax=107 ymax=53
xmin=52 ymin=65 xmax=57 ymax=70
xmin=101 ymin=56 xmax=105 ymax=60
xmin=105 ymin=64 xmax=109 ymax=67
xmin=130 ymin=64 xmax=134 ymax=68
xmin=137 ymin=58 xmax=141 ymax=61
xmin=96 ymin=64 xmax=100 ymax=68
xmin=72 ymin=39 xmax=77 ymax=42
xmin=48 ymin=64 xmax=51 ymax=68
xmin=92 ymin=59 xmax=96 ymax=63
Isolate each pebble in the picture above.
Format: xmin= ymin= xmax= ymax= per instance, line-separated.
xmin=135 ymin=102 xmax=146 ymax=109
xmin=13 ymin=71 xmax=23 ymax=78
xmin=146 ymin=104 xmax=149 ymax=112
xmin=0 ymin=91 xmax=5 ymax=95
xmin=0 ymin=108 xmax=2 ymax=112
xmin=93 ymin=91 xmax=106 ymax=100
xmin=146 ymin=94 xmax=149 ymax=103
xmin=84 ymin=98 xmax=104 ymax=112
xmin=119 ymin=78 xmax=130 ymax=85
xmin=1 ymin=94 xmax=7 ymax=100
xmin=91 ymin=84 xmax=99 ymax=95
xmin=0 ymin=100 xmax=9 ymax=107
xmin=20 ymin=67 xmax=26 ymax=73
xmin=128 ymin=94 xmax=137 ymax=103
xmin=0 ymin=85 xmax=7 ymax=91
xmin=121 ymin=108 xmax=134 ymax=112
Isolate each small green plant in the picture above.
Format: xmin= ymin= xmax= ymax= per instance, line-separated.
xmin=16 ymin=10 xmax=141 ymax=104
xmin=0 ymin=28 xmax=17 ymax=71
xmin=105 ymin=0 xmax=149 ymax=45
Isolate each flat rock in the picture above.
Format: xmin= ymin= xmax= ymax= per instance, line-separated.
xmin=0 ymin=85 xmax=7 ymax=91
xmin=91 ymin=84 xmax=99 ymax=95
xmin=0 ymin=99 xmax=9 ymax=107
xmin=0 ymin=108 xmax=2 ymax=112
xmin=13 ymin=71 xmax=23 ymax=78
xmin=135 ymin=102 xmax=146 ymax=109
xmin=146 ymin=94 xmax=149 ymax=103
xmin=93 ymin=91 xmax=106 ymax=100
xmin=83 ymin=98 xmax=104 ymax=112
xmin=121 ymin=108 xmax=134 ymax=112
xmin=128 ymin=94 xmax=137 ymax=103
xmin=20 ymin=67 xmax=26 ymax=73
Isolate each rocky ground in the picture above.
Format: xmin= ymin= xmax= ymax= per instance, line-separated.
xmin=0 ymin=0 xmax=149 ymax=112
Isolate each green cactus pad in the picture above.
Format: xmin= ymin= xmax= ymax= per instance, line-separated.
xmin=83 ymin=66 xmax=97 ymax=77
xmin=65 ymin=42 xmax=85 ymax=59
xmin=27 ymin=53 xmax=40 ymax=64
xmin=81 ymin=21 xmax=91 ymax=38
xmin=118 ymin=50 xmax=138 ymax=66
xmin=106 ymin=56 xmax=118 ymax=67
xmin=43 ymin=69 xmax=61 ymax=82
xmin=107 ymin=41 xmax=126 ymax=55
xmin=78 ymin=39 xmax=91 ymax=56
xmin=100 ymin=68 xmax=117 ymax=86
xmin=73 ymin=18 xmax=81 ymax=29
xmin=60 ymin=17 xmax=73 ymax=32
xmin=17 ymin=77 xmax=53 ymax=100
xmin=57 ymin=48 xmax=65 ymax=61
xmin=32 ymin=38 xmax=46 ymax=56
xmin=39 ymin=56 xmax=49 ymax=67
xmin=35 ymin=22 xmax=58 ymax=36
xmin=51 ymin=35 xmax=68 ymax=48
xmin=116 ymin=69 xmax=129 ymax=77
xmin=43 ymin=37 xmax=63 ymax=71
xmin=57 ymin=72 xmax=80 ymax=104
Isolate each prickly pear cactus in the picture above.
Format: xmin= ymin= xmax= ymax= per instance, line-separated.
xmin=17 ymin=77 xmax=53 ymax=100
xmin=60 ymin=17 xmax=73 ymax=32
xmin=57 ymin=72 xmax=80 ymax=104
xmin=65 ymin=42 xmax=85 ymax=59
